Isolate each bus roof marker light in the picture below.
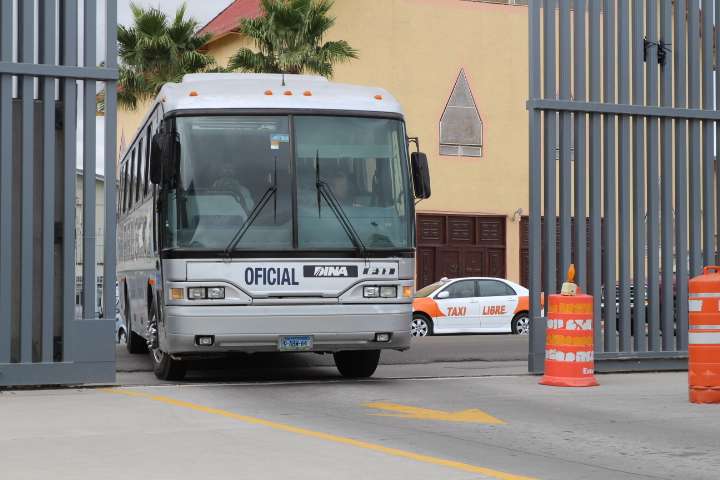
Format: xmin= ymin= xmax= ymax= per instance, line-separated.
xmin=303 ymin=91 xmax=312 ymax=96
xmin=189 ymin=90 xmax=199 ymax=97
xmin=264 ymin=90 xmax=273 ymax=96
xmin=284 ymin=90 xmax=293 ymax=96
xmin=374 ymin=94 xmax=383 ymax=100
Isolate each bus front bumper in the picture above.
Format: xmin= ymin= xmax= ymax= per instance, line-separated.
xmin=161 ymin=303 xmax=412 ymax=355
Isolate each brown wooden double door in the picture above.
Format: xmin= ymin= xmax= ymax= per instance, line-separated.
xmin=416 ymin=214 xmax=506 ymax=289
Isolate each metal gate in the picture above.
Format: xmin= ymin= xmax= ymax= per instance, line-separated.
xmin=0 ymin=0 xmax=117 ymax=386
xmin=527 ymin=0 xmax=718 ymax=372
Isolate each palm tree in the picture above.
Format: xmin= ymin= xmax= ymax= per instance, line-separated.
xmin=118 ymin=3 xmax=217 ymax=110
xmin=228 ymin=0 xmax=358 ymax=77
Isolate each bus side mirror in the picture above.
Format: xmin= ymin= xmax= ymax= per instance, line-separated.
xmin=149 ymin=133 xmax=174 ymax=185
xmin=411 ymin=152 xmax=431 ymax=199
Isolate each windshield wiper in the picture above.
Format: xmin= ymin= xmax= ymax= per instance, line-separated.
xmin=315 ymin=152 xmax=367 ymax=256
xmin=224 ymin=158 xmax=278 ymax=256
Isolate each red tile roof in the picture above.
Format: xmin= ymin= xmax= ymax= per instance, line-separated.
xmin=199 ymin=0 xmax=263 ymax=41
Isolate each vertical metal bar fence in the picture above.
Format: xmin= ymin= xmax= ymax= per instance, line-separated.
xmin=528 ymin=0 xmax=711 ymax=372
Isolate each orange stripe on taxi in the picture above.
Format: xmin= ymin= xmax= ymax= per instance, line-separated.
xmin=515 ymin=294 xmax=545 ymax=314
xmin=514 ymin=296 xmax=529 ymax=314
xmin=412 ymin=297 xmax=446 ymax=318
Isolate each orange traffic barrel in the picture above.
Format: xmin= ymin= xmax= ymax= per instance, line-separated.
xmin=688 ymin=266 xmax=720 ymax=403
xmin=540 ymin=266 xmax=598 ymax=387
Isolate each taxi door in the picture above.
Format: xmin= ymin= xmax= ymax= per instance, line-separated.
xmin=433 ymin=279 xmax=479 ymax=332
xmin=476 ymin=279 xmax=518 ymax=332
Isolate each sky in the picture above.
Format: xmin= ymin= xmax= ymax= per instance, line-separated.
xmin=117 ymin=1 xmax=234 ymax=30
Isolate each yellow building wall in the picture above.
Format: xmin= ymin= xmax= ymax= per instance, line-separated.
xmin=205 ymin=33 xmax=255 ymax=67
xmin=117 ymin=98 xmax=153 ymax=164
xmin=117 ymin=0 xmax=531 ymax=283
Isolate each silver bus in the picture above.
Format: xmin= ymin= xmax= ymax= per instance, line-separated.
xmin=117 ymin=74 xmax=430 ymax=380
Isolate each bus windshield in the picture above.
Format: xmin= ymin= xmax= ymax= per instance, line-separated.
xmin=164 ymin=115 xmax=413 ymax=252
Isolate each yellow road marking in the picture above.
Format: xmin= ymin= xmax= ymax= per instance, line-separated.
xmin=102 ymin=388 xmax=536 ymax=480
xmin=365 ymin=402 xmax=505 ymax=425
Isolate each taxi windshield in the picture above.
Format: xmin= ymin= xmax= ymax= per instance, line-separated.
xmin=415 ymin=281 xmax=446 ymax=298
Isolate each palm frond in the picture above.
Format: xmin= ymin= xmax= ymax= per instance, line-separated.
xmin=228 ymin=48 xmax=279 ymax=73
xmin=117 ymin=3 xmax=218 ymax=106
xmin=231 ymin=0 xmax=356 ymax=76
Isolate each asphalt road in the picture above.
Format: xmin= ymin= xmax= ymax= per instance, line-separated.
xmin=116 ymin=334 xmax=530 ymax=382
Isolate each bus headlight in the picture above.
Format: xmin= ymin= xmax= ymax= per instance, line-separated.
xmin=188 ymin=287 xmax=207 ymax=300
xmin=380 ymin=286 xmax=397 ymax=298
xmin=363 ymin=286 xmax=397 ymax=298
xmin=207 ymin=287 xmax=225 ymax=299
xmin=363 ymin=286 xmax=380 ymax=298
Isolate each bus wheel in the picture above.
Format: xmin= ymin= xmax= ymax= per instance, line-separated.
xmin=333 ymin=350 xmax=380 ymax=378
xmin=152 ymin=348 xmax=186 ymax=381
xmin=125 ymin=294 xmax=148 ymax=354
xmin=148 ymin=309 xmax=186 ymax=381
xmin=127 ymin=330 xmax=148 ymax=354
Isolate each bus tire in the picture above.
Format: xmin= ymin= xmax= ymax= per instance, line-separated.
xmin=125 ymin=284 xmax=148 ymax=354
xmin=333 ymin=350 xmax=381 ymax=378
xmin=127 ymin=330 xmax=148 ymax=354
xmin=152 ymin=349 xmax=186 ymax=381
xmin=148 ymin=307 xmax=186 ymax=381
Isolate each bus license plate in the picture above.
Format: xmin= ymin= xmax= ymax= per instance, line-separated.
xmin=278 ymin=335 xmax=313 ymax=351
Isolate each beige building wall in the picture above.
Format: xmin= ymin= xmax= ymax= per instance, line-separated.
xmin=204 ymin=33 xmax=255 ymax=67
xmin=326 ymin=0 xmax=530 ymax=282
xmin=117 ymin=0 xmax=531 ymax=283
xmin=117 ymin=98 xmax=152 ymax=165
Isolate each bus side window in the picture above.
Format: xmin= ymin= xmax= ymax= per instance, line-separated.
xmin=129 ymin=147 xmax=136 ymax=210
xmin=123 ymin=162 xmax=129 ymax=213
xmin=144 ymin=124 xmax=152 ymax=198
xmin=136 ymin=140 xmax=143 ymax=204
xmin=152 ymin=117 xmax=161 ymax=195
xmin=118 ymin=162 xmax=125 ymax=215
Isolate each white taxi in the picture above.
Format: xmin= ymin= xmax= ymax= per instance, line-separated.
xmin=411 ymin=277 xmax=530 ymax=336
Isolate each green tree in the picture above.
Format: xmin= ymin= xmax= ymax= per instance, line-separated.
xmin=118 ymin=3 xmax=216 ymax=110
xmin=228 ymin=0 xmax=358 ymax=77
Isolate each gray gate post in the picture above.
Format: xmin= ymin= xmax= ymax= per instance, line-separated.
xmin=0 ymin=0 xmax=118 ymax=387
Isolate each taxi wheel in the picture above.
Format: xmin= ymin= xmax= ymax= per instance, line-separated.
xmin=512 ymin=313 xmax=530 ymax=335
xmin=411 ymin=314 xmax=433 ymax=337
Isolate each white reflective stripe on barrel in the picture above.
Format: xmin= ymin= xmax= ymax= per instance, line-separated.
xmin=690 ymin=325 xmax=720 ymax=330
xmin=688 ymin=292 xmax=720 ymax=298
xmin=689 ymin=332 xmax=720 ymax=345
xmin=689 ymin=299 xmax=704 ymax=312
